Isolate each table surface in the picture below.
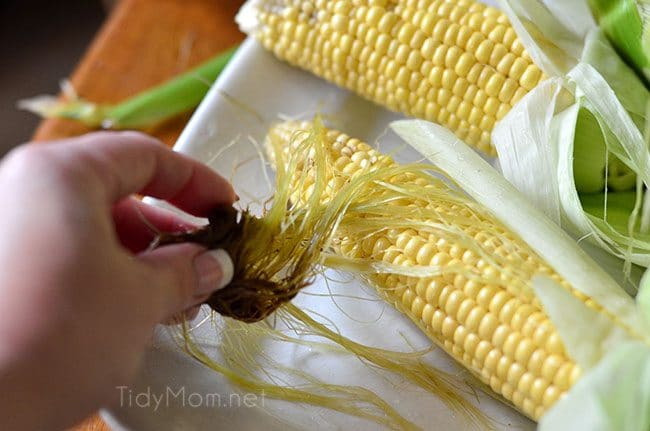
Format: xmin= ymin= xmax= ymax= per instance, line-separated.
xmin=31 ymin=0 xmax=245 ymax=429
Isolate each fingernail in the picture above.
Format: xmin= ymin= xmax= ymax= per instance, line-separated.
xmin=193 ymin=249 xmax=234 ymax=295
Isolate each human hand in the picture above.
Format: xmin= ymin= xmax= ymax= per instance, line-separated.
xmin=0 ymin=132 xmax=235 ymax=430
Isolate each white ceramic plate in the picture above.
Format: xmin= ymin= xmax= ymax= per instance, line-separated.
xmin=105 ymin=4 xmax=535 ymax=429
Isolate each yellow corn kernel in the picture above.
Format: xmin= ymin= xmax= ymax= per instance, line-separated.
xmin=250 ymin=0 xmax=547 ymax=156
xmin=267 ymin=121 xmax=592 ymax=421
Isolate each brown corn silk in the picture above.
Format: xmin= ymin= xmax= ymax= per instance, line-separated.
xmin=156 ymin=206 xmax=310 ymax=322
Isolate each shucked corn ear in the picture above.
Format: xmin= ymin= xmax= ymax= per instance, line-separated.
xmin=242 ymin=0 xmax=546 ymax=155
xmin=266 ymin=120 xmax=587 ymax=421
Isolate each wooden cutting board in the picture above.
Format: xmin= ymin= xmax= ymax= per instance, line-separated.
xmin=34 ymin=0 xmax=245 ymax=148
xmin=31 ymin=0 xmax=245 ymax=429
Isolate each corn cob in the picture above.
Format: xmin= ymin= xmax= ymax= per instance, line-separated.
xmin=244 ymin=0 xmax=546 ymax=155
xmin=267 ymin=120 xmax=584 ymax=421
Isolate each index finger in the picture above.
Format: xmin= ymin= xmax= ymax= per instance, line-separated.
xmin=53 ymin=131 xmax=236 ymax=216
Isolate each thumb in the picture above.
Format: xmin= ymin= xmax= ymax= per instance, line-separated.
xmin=137 ymin=243 xmax=234 ymax=321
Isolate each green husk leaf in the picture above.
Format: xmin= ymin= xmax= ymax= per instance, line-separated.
xmin=494 ymin=22 xmax=650 ymax=267
xmin=588 ymin=0 xmax=650 ymax=81
xmin=580 ymin=191 xmax=650 ymax=244
xmin=566 ymin=63 xmax=650 ymax=266
xmin=572 ymin=107 xmax=608 ymax=193
xmin=553 ymin=101 xmax=650 ymax=267
xmin=568 ymin=63 xmax=650 ymax=189
xmin=582 ymin=29 xmax=648 ymax=122
xmin=19 ymin=45 xmax=238 ymax=129
xmin=573 ymin=29 xmax=647 ymax=193
xmin=572 ymin=106 xmax=637 ymax=194
xmin=571 ymin=30 xmax=648 ymax=197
